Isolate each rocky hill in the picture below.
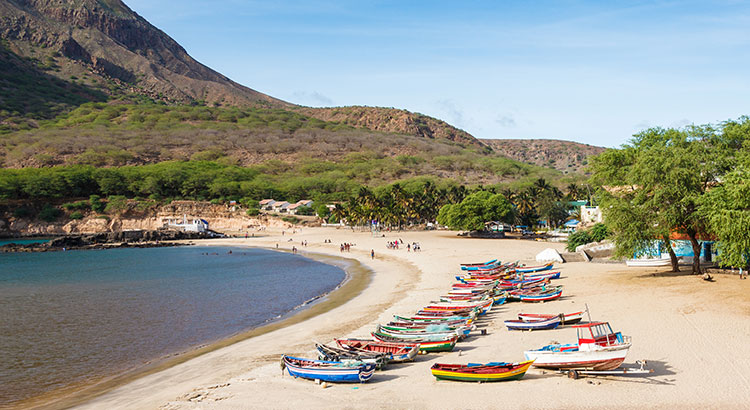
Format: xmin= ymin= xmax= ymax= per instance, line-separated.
xmin=0 ymin=0 xmax=285 ymax=107
xmin=482 ymin=139 xmax=606 ymax=174
xmin=0 ymin=0 xmax=488 ymax=151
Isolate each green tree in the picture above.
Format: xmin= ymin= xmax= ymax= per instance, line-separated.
xmin=436 ymin=191 xmax=514 ymax=231
xmin=591 ymin=126 xmax=733 ymax=274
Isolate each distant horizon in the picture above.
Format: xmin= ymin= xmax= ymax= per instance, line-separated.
xmin=125 ymin=1 xmax=750 ymax=148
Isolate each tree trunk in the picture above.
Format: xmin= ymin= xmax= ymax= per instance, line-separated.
xmin=662 ymin=235 xmax=680 ymax=272
xmin=688 ymin=233 xmax=702 ymax=275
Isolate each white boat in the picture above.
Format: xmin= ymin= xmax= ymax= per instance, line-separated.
xmin=625 ymin=257 xmax=675 ymax=267
xmin=523 ymin=322 xmax=631 ymax=370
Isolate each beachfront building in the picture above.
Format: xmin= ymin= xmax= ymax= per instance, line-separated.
xmin=287 ymin=200 xmax=315 ymax=215
xmin=258 ymin=199 xmax=276 ymax=210
xmin=581 ymin=205 xmax=603 ymax=224
xmin=271 ymin=201 xmax=290 ymax=213
xmin=163 ymin=215 xmax=209 ymax=233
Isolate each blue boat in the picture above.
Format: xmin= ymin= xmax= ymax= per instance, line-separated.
xmin=282 ymin=355 xmax=376 ymax=383
xmin=515 ymin=263 xmax=554 ymax=273
xmin=504 ymin=316 xmax=561 ymax=331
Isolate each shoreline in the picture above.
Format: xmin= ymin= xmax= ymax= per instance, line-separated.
xmin=17 ymin=228 xmax=750 ymax=409
xmin=14 ymin=245 xmax=373 ymax=410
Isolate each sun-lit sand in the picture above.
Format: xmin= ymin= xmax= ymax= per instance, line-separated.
xmin=69 ymin=227 xmax=749 ymax=409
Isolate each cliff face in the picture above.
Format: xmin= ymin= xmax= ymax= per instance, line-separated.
xmin=1 ymin=200 xmax=297 ymax=236
xmin=0 ymin=0 xmax=287 ymax=106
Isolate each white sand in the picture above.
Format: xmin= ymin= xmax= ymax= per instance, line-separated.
xmin=73 ymin=228 xmax=750 ymax=410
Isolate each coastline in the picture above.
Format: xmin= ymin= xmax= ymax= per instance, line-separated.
xmin=20 ymin=227 xmax=750 ymax=409
xmin=15 ymin=246 xmax=373 ymax=410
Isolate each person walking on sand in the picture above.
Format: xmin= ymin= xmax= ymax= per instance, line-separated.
xmin=371 ymin=249 xmax=375 ymax=259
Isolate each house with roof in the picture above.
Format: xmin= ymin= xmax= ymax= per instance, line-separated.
xmin=270 ymin=201 xmax=290 ymax=213
xmin=163 ymin=215 xmax=209 ymax=233
xmin=258 ymin=199 xmax=276 ymax=211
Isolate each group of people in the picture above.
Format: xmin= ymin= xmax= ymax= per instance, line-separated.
xmin=385 ymin=239 xmax=422 ymax=252
xmin=339 ymin=243 xmax=353 ymax=252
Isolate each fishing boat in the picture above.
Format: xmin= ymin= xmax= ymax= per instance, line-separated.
xmin=394 ymin=314 xmax=474 ymax=323
xmin=625 ymin=257 xmax=673 ymax=267
xmin=335 ymin=339 xmax=419 ymax=363
xmin=517 ymin=288 xmax=563 ymax=302
xmin=281 ymin=355 xmax=376 ymax=383
xmin=375 ymin=324 xmax=468 ymax=340
xmin=514 ymin=263 xmax=554 ymax=273
xmin=315 ymin=343 xmax=389 ymax=369
xmin=505 ymin=316 xmax=561 ymax=331
xmin=460 ymin=259 xmax=498 ymax=269
xmin=378 ymin=323 xmax=474 ymax=338
xmin=517 ymin=311 xmax=585 ymax=325
xmin=523 ymin=322 xmax=631 ymax=370
xmin=430 ymin=360 xmax=535 ymax=382
xmin=372 ymin=332 xmax=458 ymax=352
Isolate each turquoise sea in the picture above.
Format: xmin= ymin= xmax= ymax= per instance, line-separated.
xmin=0 ymin=246 xmax=346 ymax=406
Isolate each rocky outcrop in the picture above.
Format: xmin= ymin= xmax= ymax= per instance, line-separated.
xmin=0 ymin=200 xmax=297 ymax=237
xmin=299 ymin=106 xmax=487 ymax=149
xmin=483 ymin=139 xmax=605 ymax=173
xmin=0 ymin=229 xmax=210 ymax=252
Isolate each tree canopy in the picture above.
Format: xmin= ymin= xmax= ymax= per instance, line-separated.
xmin=436 ymin=191 xmax=514 ymax=231
xmin=590 ymin=118 xmax=750 ymax=272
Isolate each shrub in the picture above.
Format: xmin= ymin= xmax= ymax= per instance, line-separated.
xmin=294 ymin=206 xmax=315 ymax=216
xmin=62 ymin=201 xmax=90 ymax=211
xmin=589 ymin=223 xmax=609 ymax=242
xmin=566 ymin=230 xmax=592 ymax=252
xmin=12 ymin=206 xmax=32 ymax=218
xmin=246 ymin=208 xmax=260 ymax=216
xmin=39 ymin=204 xmax=62 ymax=222
xmin=281 ymin=215 xmax=300 ymax=224
xmin=104 ymin=195 xmax=128 ymax=213
xmin=69 ymin=211 xmax=84 ymax=220
xmin=89 ymin=195 xmax=106 ymax=213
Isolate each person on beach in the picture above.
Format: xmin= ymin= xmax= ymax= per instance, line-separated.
xmin=371 ymin=249 xmax=375 ymax=259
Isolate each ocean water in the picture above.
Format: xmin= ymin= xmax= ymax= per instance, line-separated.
xmin=0 ymin=246 xmax=346 ymax=406
xmin=0 ymin=238 xmax=50 ymax=246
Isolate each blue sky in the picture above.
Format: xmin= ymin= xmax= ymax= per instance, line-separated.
xmin=125 ymin=1 xmax=750 ymax=147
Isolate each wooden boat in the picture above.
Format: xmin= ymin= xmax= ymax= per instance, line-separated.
xmin=517 ymin=288 xmax=563 ymax=302
xmin=389 ymin=318 xmax=471 ymax=328
xmin=460 ymin=259 xmax=498 ymax=268
xmin=378 ymin=323 xmax=474 ymax=338
xmin=430 ymin=360 xmax=535 ymax=382
xmin=372 ymin=332 xmax=458 ymax=352
xmin=281 ymin=355 xmax=376 ymax=383
xmin=523 ymin=322 xmax=631 ymax=370
xmin=335 ymin=339 xmax=419 ymax=363
xmin=414 ymin=309 xmax=477 ymax=318
xmin=504 ymin=316 xmax=561 ymax=331
xmin=625 ymin=257 xmax=673 ymax=267
xmin=517 ymin=311 xmax=585 ymax=325
xmin=514 ymin=263 xmax=554 ymax=273
xmin=375 ymin=324 xmax=467 ymax=340
xmin=315 ymin=343 xmax=389 ymax=369
xmin=393 ymin=314 xmax=474 ymax=323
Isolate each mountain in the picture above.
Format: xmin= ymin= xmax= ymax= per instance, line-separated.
xmin=482 ymin=139 xmax=606 ymax=174
xmin=0 ymin=0 xmax=286 ymax=107
xmin=0 ymin=0 xmax=598 ymax=181
xmin=0 ymin=0 xmax=489 ymax=151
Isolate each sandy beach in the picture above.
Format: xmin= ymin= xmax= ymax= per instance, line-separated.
xmin=57 ymin=227 xmax=750 ymax=409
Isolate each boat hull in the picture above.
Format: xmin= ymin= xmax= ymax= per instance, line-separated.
xmin=523 ymin=343 xmax=630 ymax=370
xmin=282 ymin=355 xmax=376 ymax=383
xmin=505 ymin=316 xmax=560 ymax=331
xmin=372 ymin=332 xmax=457 ymax=352
xmin=430 ymin=360 xmax=534 ymax=382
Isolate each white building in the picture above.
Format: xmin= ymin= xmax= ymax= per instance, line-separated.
xmin=581 ymin=205 xmax=603 ymax=224
xmin=163 ymin=215 xmax=209 ymax=232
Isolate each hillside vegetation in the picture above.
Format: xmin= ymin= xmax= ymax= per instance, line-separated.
xmin=483 ymin=139 xmax=605 ymax=174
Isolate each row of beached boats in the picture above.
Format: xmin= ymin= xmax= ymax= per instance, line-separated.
xmin=281 ymin=258 xmax=635 ymax=384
